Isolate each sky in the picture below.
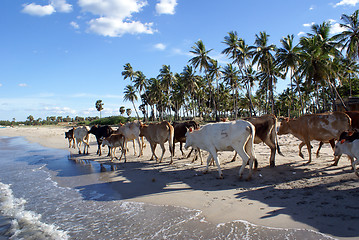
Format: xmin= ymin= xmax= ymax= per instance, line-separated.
xmin=0 ymin=0 xmax=359 ymax=121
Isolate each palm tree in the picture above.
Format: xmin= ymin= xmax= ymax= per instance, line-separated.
xmin=334 ymin=10 xmax=359 ymax=60
xmin=276 ymin=34 xmax=300 ymax=116
xmin=251 ymin=31 xmax=277 ymax=114
xmin=222 ymin=31 xmax=240 ymax=64
xmin=189 ymin=40 xmax=212 ymax=72
xmin=189 ymin=40 xmax=214 ymax=119
xmin=122 ymin=63 xmax=136 ymax=82
xmin=157 ymin=65 xmax=175 ymax=119
xmin=126 ymin=108 xmax=132 ymax=117
xmin=182 ymin=65 xmax=200 ymax=117
xmin=208 ymin=59 xmax=221 ymax=121
xmin=119 ymin=106 xmax=125 ymax=116
xmin=221 ymin=63 xmax=240 ymax=119
xmin=95 ymin=100 xmax=104 ymax=118
xmin=123 ymin=85 xmax=140 ymax=119
xmin=298 ymin=22 xmax=344 ymax=111
xmin=240 ymin=64 xmax=258 ymax=116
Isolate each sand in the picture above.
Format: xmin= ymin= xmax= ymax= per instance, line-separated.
xmin=1 ymin=125 xmax=358 ymax=239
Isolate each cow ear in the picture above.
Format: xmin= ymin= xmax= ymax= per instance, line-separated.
xmin=340 ymin=139 xmax=346 ymax=144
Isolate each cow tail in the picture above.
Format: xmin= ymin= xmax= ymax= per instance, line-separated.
xmin=274 ymin=118 xmax=283 ymax=156
xmin=247 ymin=124 xmax=257 ymax=169
xmin=168 ymin=123 xmax=175 ymax=156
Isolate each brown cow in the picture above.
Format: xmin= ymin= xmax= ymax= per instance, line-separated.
xmin=316 ymin=111 xmax=359 ymax=159
xmin=229 ymin=114 xmax=282 ymax=168
xmin=278 ymin=112 xmax=351 ymax=164
xmin=140 ymin=121 xmax=174 ymax=164
xmin=102 ymin=134 xmax=127 ymax=162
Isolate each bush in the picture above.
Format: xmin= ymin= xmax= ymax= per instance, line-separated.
xmin=89 ymin=116 xmax=137 ymax=126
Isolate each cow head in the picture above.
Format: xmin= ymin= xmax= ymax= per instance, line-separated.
xmin=277 ymin=118 xmax=290 ymax=135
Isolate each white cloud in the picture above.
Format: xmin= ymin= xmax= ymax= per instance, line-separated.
xmin=70 ymin=21 xmax=80 ymax=29
xmin=156 ymin=0 xmax=178 ymax=15
xmin=335 ymin=0 xmax=359 ymax=7
xmin=297 ymin=31 xmax=305 ymax=36
xmin=51 ymin=0 xmax=72 ymax=13
xmin=154 ymin=43 xmax=166 ymax=50
xmin=0 ymin=83 xmax=2 ymax=87
xmin=22 ymin=0 xmax=72 ymax=16
xmin=22 ymin=3 xmax=55 ymax=16
xmin=329 ymin=20 xmax=346 ymax=34
xmin=88 ymin=17 xmax=154 ymax=37
xmin=18 ymin=83 xmax=28 ymax=87
xmin=309 ymin=5 xmax=315 ymax=10
xmin=78 ymin=0 xmax=155 ymax=37
xmin=303 ymin=22 xmax=315 ymax=27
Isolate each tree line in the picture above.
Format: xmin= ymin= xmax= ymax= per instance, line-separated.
xmin=120 ymin=10 xmax=359 ymax=122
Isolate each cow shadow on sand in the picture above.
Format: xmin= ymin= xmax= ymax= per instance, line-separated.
xmin=53 ymin=148 xmax=359 ymax=239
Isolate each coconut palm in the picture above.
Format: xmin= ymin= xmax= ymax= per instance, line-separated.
xmin=276 ymin=34 xmax=300 ymax=116
xmin=181 ymin=65 xmax=200 ymax=117
xmin=95 ymin=100 xmax=104 ymax=118
xmin=240 ymin=64 xmax=258 ymax=116
xmin=207 ymin=59 xmax=221 ymax=120
xmin=251 ymin=31 xmax=277 ymax=114
xmin=157 ymin=65 xmax=175 ymax=119
xmin=298 ymin=22 xmax=344 ymax=111
xmin=119 ymin=106 xmax=125 ymax=116
xmin=123 ymin=85 xmax=140 ymax=119
xmin=122 ymin=63 xmax=136 ymax=82
xmin=334 ymin=10 xmax=359 ymax=60
xmin=221 ymin=63 xmax=240 ymax=119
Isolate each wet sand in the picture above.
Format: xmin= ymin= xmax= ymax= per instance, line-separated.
xmin=1 ymin=125 xmax=358 ymax=239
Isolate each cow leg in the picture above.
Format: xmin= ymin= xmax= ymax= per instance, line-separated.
xmin=305 ymin=141 xmax=312 ymax=164
xmin=264 ymin=138 xmax=276 ymax=167
xmin=168 ymin=140 xmax=174 ymax=164
xmin=132 ymin=139 xmax=137 ymax=156
xmin=236 ymin=140 xmax=252 ymax=180
xmin=136 ymin=137 xmax=142 ymax=157
xmin=298 ymin=142 xmax=305 ymax=159
xmin=150 ymin=143 xmax=158 ymax=161
xmin=230 ymin=152 xmax=237 ymax=162
xmin=208 ymin=149 xmax=223 ymax=179
xmin=353 ymin=158 xmax=359 ymax=177
xmin=158 ymin=143 xmax=166 ymax=163
xmin=179 ymin=142 xmax=185 ymax=156
xmin=76 ymin=139 xmax=82 ymax=154
xmin=72 ymin=139 xmax=76 ymax=149
xmin=316 ymin=141 xmax=324 ymax=158
xmin=197 ymin=148 xmax=203 ymax=165
xmin=187 ymin=148 xmax=194 ymax=158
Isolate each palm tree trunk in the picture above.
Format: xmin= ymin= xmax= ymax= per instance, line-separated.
xmin=132 ymin=101 xmax=140 ymax=120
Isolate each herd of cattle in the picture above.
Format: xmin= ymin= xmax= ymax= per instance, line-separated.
xmin=64 ymin=111 xmax=359 ymax=180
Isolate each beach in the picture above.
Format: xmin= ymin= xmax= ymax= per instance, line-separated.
xmin=0 ymin=125 xmax=358 ymax=239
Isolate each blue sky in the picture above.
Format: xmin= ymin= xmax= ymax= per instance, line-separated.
xmin=0 ymin=0 xmax=358 ymax=121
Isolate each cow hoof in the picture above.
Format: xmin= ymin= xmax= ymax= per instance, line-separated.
xmin=270 ymin=162 xmax=275 ymax=168
xmin=331 ymin=162 xmax=338 ymax=166
xmin=299 ymin=153 xmax=304 ymax=159
xmin=246 ymin=176 xmax=252 ymax=181
xmin=203 ymin=171 xmax=208 ymax=175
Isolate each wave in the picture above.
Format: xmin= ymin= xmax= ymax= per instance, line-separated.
xmin=0 ymin=182 xmax=69 ymax=240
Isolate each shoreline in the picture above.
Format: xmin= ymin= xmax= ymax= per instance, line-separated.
xmin=1 ymin=126 xmax=358 ymax=239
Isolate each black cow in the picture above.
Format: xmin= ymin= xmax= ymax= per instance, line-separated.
xmin=88 ymin=125 xmax=114 ymax=156
xmin=172 ymin=120 xmax=200 ymax=156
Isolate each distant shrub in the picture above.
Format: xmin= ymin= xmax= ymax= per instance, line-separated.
xmin=89 ymin=116 xmax=137 ymax=126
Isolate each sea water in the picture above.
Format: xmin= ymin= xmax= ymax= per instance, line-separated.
xmin=0 ymin=136 xmax=336 ymax=240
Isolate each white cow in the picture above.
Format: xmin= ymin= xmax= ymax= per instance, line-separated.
xmin=334 ymin=132 xmax=359 ymax=177
xmin=184 ymin=120 xmax=257 ymax=180
xmin=116 ymin=121 xmax=143 ymax=157
xmin=73 ymin=126 xmax=90 ymax=154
